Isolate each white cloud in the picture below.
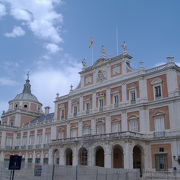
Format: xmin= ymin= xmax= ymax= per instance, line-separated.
xmin=2 ymin=0 xmax=63 ymax=47
xmin=0 ymin=77 xmax=17 ymax=86
xmin=30 ymin=61 xmax=81 ymax=110
xmin=0 ymin=3 xmax=6 ymax=17
xmin=5 ymin=26 xmax=25 ymax=38
xmin=0 ymin=101 xmax=8 ymax=115
xmin=45 ymin=43 xmax=62 ymax=54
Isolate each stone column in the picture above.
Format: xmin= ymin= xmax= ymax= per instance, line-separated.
xmin=124 ymin=142 xmax=133 ymax=169
xmin=59 ymin=148 xmax=65 ymax=165
xmin=121 ymin=83 xmax=126 ymax=104
xmin=139 ymin=107 xmax=148 ymax=133
xmin=105 ymin=116 xmax=111 ymax=134
xmin=106 ymin=88 xmax=111 ymax=108
xmin=139 ymin=77 xmax=147 ymax=102
xmin=67 ymin=123 xmax=70 ymax=138
xmin=88 ymin=146 xmax=93 ymax=166
xmin=78 ymin=120 xmax=82 ymax=137
xmin=48 ymin=149 xmax=53 ymax=165
xmin=91 ymin=119 xmax=96 ymax=135
xmin=79 ymin=96 xmax=83 ymax=114
xmin=105 ymin=144 xmax=112 ymax=168
xmin=92 ymin=92 xmax=96 ymax=112
xmin=32 ymin=151 xmax=36 ymax=164
xmin=68 ymin=99 xmax=71 ymax=118
xmin=121 ymin=110 xmax=127 ymax=131
xmin=73 ymin=147 xmax=78 ymax=166
xmin=167 ymin=69 xmax=178 ymax=97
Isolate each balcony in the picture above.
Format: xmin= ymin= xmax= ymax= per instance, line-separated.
xmin=35 ymin=144 xmax=42 ymax=149
xmin=99 ymin=107 xmax=103 ymax=112
xmin=114 ymin=103 xmax=119 ymax=108
xmin=5 ymin=146 xmax=12 ymax=150
xmin=86 ymin=109 xmax=90 ymax=114
xmin=43 ymin=144 xmax=49 ymax=149
xmin=21 ymin=145 xmax=26 ymax=149
xmin=131 ymin=100 xmax=136 ymax=104
xmin=28 ymin=145 xmax=34 ymax=149
xmin=14 ymin=146 xmax=19 ymax=150
xmin=154 ymin=131 xmax=165 ymax=138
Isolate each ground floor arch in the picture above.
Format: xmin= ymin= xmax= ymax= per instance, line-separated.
xmin=95 ymin=146 xmax=104 ymax=167
xmin=133 ymin=145 xmax=144 ymax=176
xmin=79 ymin=147 xmax=88 ymax=166
xmin=113 ymin=145 xmax=124 ymax=168
xmin=65 ymin=148 xmax=73 ymax=165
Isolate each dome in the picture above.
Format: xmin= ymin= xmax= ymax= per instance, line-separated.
xmin=13 ymin=92 xmax=40 ymax=103
xmin=10 ymin=75 xmax=41 ymax=104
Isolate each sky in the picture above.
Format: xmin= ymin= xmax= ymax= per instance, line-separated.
xmin=0 ymin=0 xmax=180 ymax=114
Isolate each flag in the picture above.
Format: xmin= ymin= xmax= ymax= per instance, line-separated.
xmin=89 ymin=39 xmax=93 ymax=48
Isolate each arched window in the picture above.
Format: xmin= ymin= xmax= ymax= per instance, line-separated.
xmin=95 ymin=146 xmax=104 ymax=167
xmin=66 ymin=148 xmax=73 ymax=166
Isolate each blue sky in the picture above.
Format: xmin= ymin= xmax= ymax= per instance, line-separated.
xmin=0 ymin=0 xmax=180 ymax=113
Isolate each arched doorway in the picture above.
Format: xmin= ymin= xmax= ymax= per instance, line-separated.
xmin=95 ymin=146 xmax=104 ymax=167
xmin=113 ymin=145 xmax=124 ymax=168
xmin=133 ymin=145 xmax=143 ymax=176
xmin=79 ymin=147 xmax=88 ymax=166
xmin=65 ymin=148 xmax=73 ymax=165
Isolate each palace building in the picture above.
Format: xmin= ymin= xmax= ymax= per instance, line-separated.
xmin=1 ymin=43 xmax=180 ymax=176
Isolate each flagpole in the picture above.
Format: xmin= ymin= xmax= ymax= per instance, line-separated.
xmin=92 ymin=44 xmax=94 ymax=65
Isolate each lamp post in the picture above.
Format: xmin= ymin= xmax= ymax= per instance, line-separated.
xmin=52 ymin=149 xmax=58 ymax=180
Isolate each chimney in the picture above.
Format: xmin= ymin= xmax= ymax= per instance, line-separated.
xmin=44 ymin=106 xmax=50 ymax=115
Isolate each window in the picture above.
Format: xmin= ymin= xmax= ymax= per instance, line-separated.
xmin=130 ymin=89 xmax=136 ymax=104
xmin=37 ymin=135 xmax=42 ymax=144
xmin=58 ymin=129 xmax=64 ymax=139
xmin=45 ymin=133 xmax=50 ymax=144
xmin=99 ymin=99 xmax=104 ymax=111
xmin=61 ymin=109 xmax=65 ymax=120
xmin=16 ymin=137 xmax=21 ymax=146
xmin=129 ymin=120 xmax=138 ymax=132
xmin=6 ymin=137 xmax=13 ymax=146
xmin=10 ymin=121 xmax=14 ymax=127
xmin=97 ymin=122 xmax=103 ymax=134
xmin=83 ymin=126 xmax=91 ymax=135
xmin=114 ymin=95 xmax=119 ymax=107
xmin=154 ymin=116 xmax=164 ymax=132
xmin=155 ymin=154 xmax=167 ymax=171
xmin=74 ymin=106 xmax=77 ymax=116
xmin=71 ymin=128 xmax=77 ymax=138
xmin=86 ymin=103 xmax=90 ymax=114
xmin=154 ymin=85 xmax=162 ymax=99
xmin=29 ymin=135 xmax=35 ymax=145
xmin=24 ymin=104 xmax=28 ymax=108
xmin=112 ymin=121 xmax=119 ymax=133
xmin=22 ymin=136 xmax=27 ymax=146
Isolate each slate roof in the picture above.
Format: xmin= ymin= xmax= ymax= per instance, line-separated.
xmin=27 ymin=113 xmax=54 ymax=124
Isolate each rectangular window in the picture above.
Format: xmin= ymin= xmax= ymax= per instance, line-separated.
xmin=114 ymin=95 xmax=119 ymax=107
xmin=130 ymin=120 xmax=138 ymax=132
xmin=86 ymin=103 xmax=90 ymax=114
xmin=45 ymin=133 xmax=50 ymax=144
xmin=61 ymin=109 xmax=65 ymax=120
xmin=97 ymin=123 xmax=103 ymax=134
xmin=37 ymin=135 xmax=42 ymax=144
xmin=83 ymin=126 xmax=91 ymax=135
xmin=99 ymin=99 xmax=104 ymax=111
xmin=130 ymin=90 xmax=136 ymax=104
xmin=154 ymin=116 xmax=164 ymax=132
xmin=71 ymin=128 xmax=77 ymax=138
xmin=58 ymin=130 xmax=64 ymax=139
xmin=155 ymin=86 xmax=162 ymax=99
xmin=22 ymin=137 xmax=27 ymax=145
xmin=112 ymin=122 xmax=119 ymax=133
xmin=74 ymin=106 xmax=77 ymax=116
xmin=155 ymin=154 xmax=167 ymax=171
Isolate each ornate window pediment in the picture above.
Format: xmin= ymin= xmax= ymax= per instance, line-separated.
xmin=151 ymin=78 xmax=162 ymax=85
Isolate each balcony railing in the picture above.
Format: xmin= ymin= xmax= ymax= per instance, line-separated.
xmin=28 ymin=145 xmax=34 ymax=149
xmin=21 ymin=145 xmax=26 ymax=149
xmin=154 ymin=131 xmax=165 ymax=138
xmin=35 ymin=144 xmax=42 ymax=149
